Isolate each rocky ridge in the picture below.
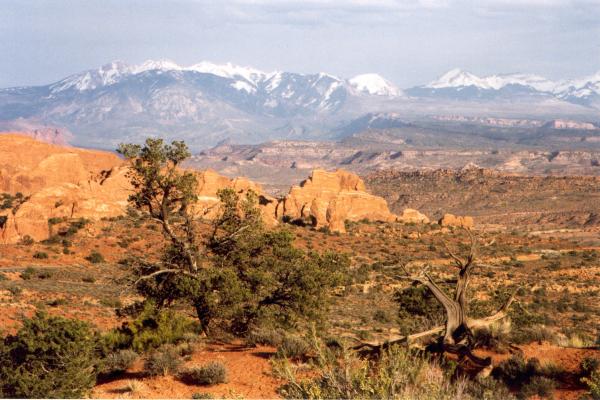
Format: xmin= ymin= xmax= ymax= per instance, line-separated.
xmin=0 ymin=134 xmax=426 ymax=242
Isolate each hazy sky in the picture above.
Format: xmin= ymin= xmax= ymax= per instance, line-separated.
xmin=1 ymin=0 xmax=600 ymax=88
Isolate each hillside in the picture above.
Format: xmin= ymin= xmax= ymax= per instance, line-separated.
xmin=366 ymin=167 xmax=600 ymax=230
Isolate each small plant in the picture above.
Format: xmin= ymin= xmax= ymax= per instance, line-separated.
xmin=276 ymin=336 xmax=310 ymax=359
xmin=32 ymin=252 xmax=48 ymax=260
xmin=520 ymin=376 xmax=556 ymax=399
xmin=19 ymin=235 xmax=34 ymax=246
xmin=144 ymin=345 xmax=182 ymax=377
xmin=37 ymin=270 xmax=53 ymax=279
xmin=179 ymin=362 xmax=228 ymax=385
xmin=0 ymin=272 xmax=7 ymax=281
xmin=85 ymin=251 xmax=105 ymax=264
xmin=123 ymin=379 xmax=146 ymax=394
xmin=47 ymin=298 xmax=68 ymax=307
xmin=7 ymin=285 xmax=22 ymax=296
xmin=20 ymin=266 xmax=37 ymax=279
xmin=245 ymin=328 xmax=285 ymax=347
xmin=582 ymin=369 xmax=600 ymax=399
xmin=82 ymin=276 xmax=96 ymax=283
xmin=192 ymin=392 xmax=215 ymax=399
xmin=101 ymin=349 xmax=138 ymax=375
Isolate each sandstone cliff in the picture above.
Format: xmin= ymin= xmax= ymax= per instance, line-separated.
xmin=276 ymin=169 xmax=398 ymax=233
xmin=0 ymin=134 xmax=426 ymax=243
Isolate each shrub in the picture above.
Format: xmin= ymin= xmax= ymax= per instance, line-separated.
xmin=276 ymin=335 xmax=310 ymax=359
xmin=245 ymin=328 xmax=285 ymax=347
xmin=82 ymin=275 xmax=96 ymax=283
xmin=19 ymin=235 xmax=34 ymax=245
xmin=37 ymin=270 xmax=53 ymax=279
xmin=582 ymin=369 xmax=600 ymax=399
xmin=144 ymin=345 xmax=182 ymax=376
xmin=101 ymin=349 xmax=138 ymax=375
xmin=274 ymin=333 xmax=482 ymax=400
xmin=20 ymin=266 xmax=37 ymax=279
xmin=179 ymin=362 xmax=228 ymax=385
xmin=520 ymin=376 xmax=556 ymax=399
xmin=0 ymin=273 xmax=6 ymax=281
xmin=7 ymin=285 xmax=22 ymax=296
xmin=32 ymin=251 xmax=48 ymax=260
xmin=192 ymin=393 xmax=215 ymax=399
xmin=103 ymin=303 xmax=197 ymax=353
xmin=581 ymin=357 xmax=600 ymax=377
xmin=85 ymin=251 xmax=105 ymax=264
xmin=0 ymin=311 xmax=99 ymax=398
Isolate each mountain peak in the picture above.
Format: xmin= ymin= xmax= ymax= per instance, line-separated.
xmin=427 ymin=68 xmax=484 ymax=89
xmin=348 ymin=73 xmax=402 ymax=96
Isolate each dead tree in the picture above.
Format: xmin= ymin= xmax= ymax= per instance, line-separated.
xmin=355 ymin=229 xmax=516 ymax=366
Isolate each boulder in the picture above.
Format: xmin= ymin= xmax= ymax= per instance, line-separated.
xmin=438 ymin=213 xmax=474 ymax=229
xmin=398 ymin=208 xmax=430 ymax=224
xmin=277 ymin=169 xmax=397 ymax=233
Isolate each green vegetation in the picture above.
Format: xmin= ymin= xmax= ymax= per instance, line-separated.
xmin=179 ymin=362 xmax=228 ymax=385
xmin=102 ymin=302 xmax=198 ymax=353
xmin=85 ymin=251 xmax=105 ymax=264
xmin=0 ymin=312 xmax=99 ymax=398
xmin=119 ymin=139 xmax=348 ymax=336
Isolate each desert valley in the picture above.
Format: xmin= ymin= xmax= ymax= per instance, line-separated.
xmin=0 ymin=129 xmax=598 ymax=399
xmin=2 ymin=1 xmax=600 ymax=398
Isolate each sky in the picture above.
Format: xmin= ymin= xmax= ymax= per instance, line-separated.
xmin=1 ymin=0 xmax=599 ymax=88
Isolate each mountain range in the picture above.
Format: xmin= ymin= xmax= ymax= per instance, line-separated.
xmin=0 ymin=60 xmax=599 ymax=150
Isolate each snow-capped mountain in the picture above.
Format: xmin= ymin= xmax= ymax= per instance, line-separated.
xmin=0 ymin=60 xmax=400 ymax=149
xmin=425 ymin=68 xmax=556 ymax=92
xmin=407 ymin=67 xmax=600 ymax=105
xmin=1 ymin=61 xmax=599 ymax=150
xmin=348 ymin=74 xmax=402 ymax=97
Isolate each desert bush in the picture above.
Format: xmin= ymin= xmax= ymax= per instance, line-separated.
xmin=19 ymin=235 xmax=34 ymax=245
xmin=582 ymin=369 xmax=600 ymax=399
xmin=245 ymin=328 xmax=285 ymax=347
xmin=0 ymin=273 xmax=6 ymax=281
xmin=493 ymin=355 xmax=562 ymax=398
xmin=37 ymin=270 xmax=53 ymax=279
xmin=82 ymin=275 xmax=96 ymax=283
xmin=20 ymin=266 xmax=37 ymax=279
xmin=103 ymin=303 xmax=197 ymax=353
xmin=276 ymin=335 xmax=310 ymax=359
xmin=7 ymin=285 xmax=22 ymax=296
xmin=32 ymin=251 xmax=48 ymax=260
xmin=101 ymin=349 xmax=138 ymax=375
xmin=85 ymin=251 xmax=105 ymax=264
xmin=274 ymin=333 xmax=495 ymax=400
xmin=473 ymin=320 xmax=511 ymax=352
xmin=179 ymin=362 xmax=228 ymax=385
xmin=581 ymin=357 xmax=600 ymax=377
xmin=192 ymin=392 xmax=215 ymax=399
xmin=511 ymin=324 xmax=556 ymax=344
xmin=144 ymin=345 xmax=182 ymax=376
xmin=0 ymin=311 xmax=99 ymax=398
xmin=520 ymin=376 xmax=556 ymax=399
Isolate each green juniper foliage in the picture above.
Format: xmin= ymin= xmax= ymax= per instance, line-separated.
xmin=0 ymin=311 xmax=99 ymax=399
xmin=119 ymin=139 xmax=348 ymax=336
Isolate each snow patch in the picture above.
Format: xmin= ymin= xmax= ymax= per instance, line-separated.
xmin=348 ymin=73 xmax=402 ymax=96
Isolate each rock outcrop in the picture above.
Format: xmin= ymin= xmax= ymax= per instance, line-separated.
xmin=276 ymin=169 xmax=397 ymax=232
xmin=0 ymin=133 xmax=121 ymax=194
xmin=438 ymin=213 xmax=474 ymax=229
xmin=0 ymin=135 xmax=428 ymax=242
xmin=193 ymin=169 xmax=278 ymax=226
xmin=398 ymin=208 xmax=430 ymax=224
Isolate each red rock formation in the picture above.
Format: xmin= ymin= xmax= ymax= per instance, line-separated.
xmin=438 ymin=213 xmax=474 ymax=229
xmin=277 ymin=169 xmax=397 ymax=232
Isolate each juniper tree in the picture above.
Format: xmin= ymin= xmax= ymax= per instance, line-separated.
xmin=118 ymin=138 xmax=348 ymax=335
